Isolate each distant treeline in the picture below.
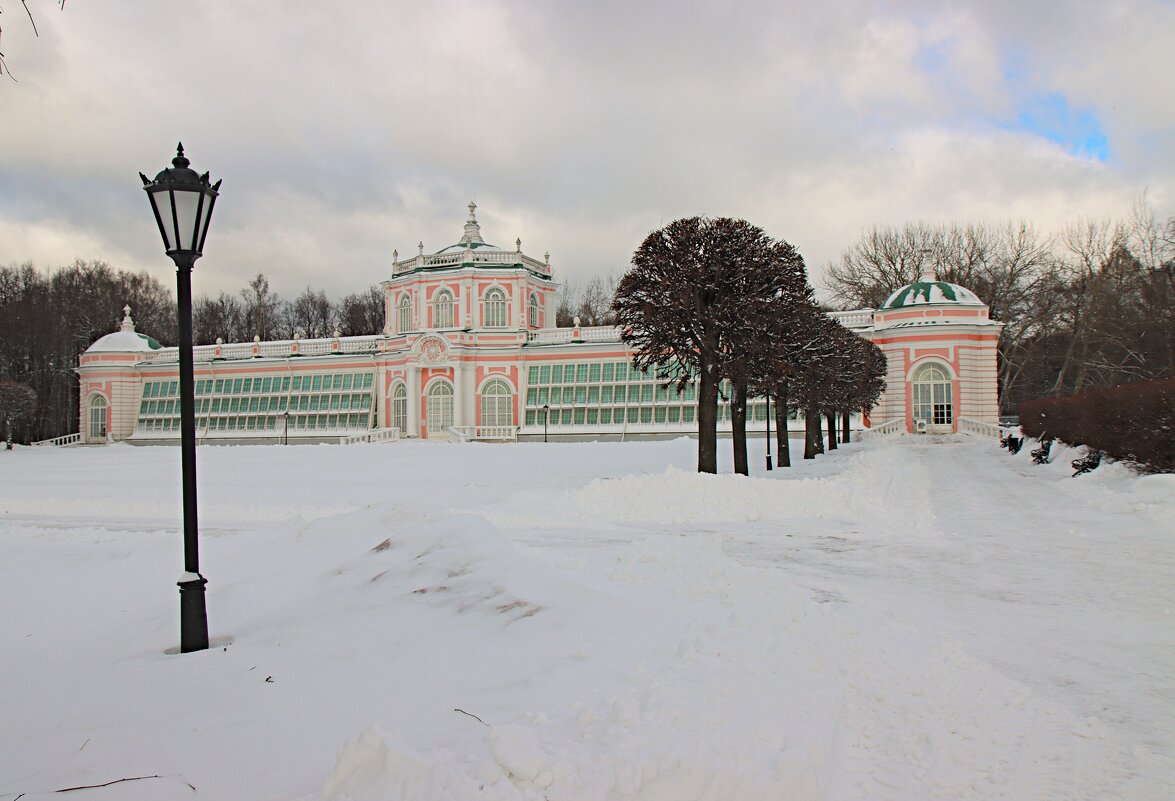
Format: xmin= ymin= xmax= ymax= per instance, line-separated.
xmin=0 ymin=262 xmax=383 ymax=442
xmin=826 ymin=199 xmax=1175 ymax=413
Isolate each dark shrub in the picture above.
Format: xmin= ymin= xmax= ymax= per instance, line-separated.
xmin=1020 ymin=378 xmax=1174 ymax=473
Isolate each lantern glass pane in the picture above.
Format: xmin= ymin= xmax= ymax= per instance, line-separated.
xmin=148 ymin=191 xmax=173 ymax=250
xmin=172 ymin=189 xmax=201 ymax=252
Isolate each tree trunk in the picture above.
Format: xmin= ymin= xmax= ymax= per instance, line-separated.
xmin=841 ymin=411 xmax=851 ymax=444
xmin=697 ymin=361 xmax=719 ymax=474
xmin=826 ymin=413 xmax=838 ymax=450
xmin=803 ymin=405 xmax=823 ymax=459
xmin=775 ymin=383 xmax=791 ymax=468
xmin=732 ymin=378 xmax=749 ymax=475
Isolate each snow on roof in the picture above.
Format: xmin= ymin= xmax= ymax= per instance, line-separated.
xmin=882 ymin=280 xmax=983 ymax=309
xmin=85 ymin=330 xmax=163 ymax=353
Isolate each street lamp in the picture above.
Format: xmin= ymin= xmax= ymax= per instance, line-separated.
xmin=283 ymin=411 xmax=290 ymax=445
xmin=140 ymin=143 xmax=221 ymax=654
xmin=542 ymin=404 xmax=549 ymax=443
xmin=765 ymin=394 xmax=772 ymax=471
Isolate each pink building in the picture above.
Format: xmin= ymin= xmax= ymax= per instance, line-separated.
xmin=77 ymin=206 xmax=1001 ymax=444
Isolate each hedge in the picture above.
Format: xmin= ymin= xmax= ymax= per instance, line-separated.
xmin=1019 ymin=377 xmax=1175 ymax=473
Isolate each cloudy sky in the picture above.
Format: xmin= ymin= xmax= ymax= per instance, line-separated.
xmin=1 ymin=1 xmax=1172 ymax=303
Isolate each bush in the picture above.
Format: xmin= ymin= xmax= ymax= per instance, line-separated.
xmin=1020 ymin=378 xmax=1175 ymax=472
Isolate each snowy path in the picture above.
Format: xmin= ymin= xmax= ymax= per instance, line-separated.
xmin=0 ymin=438 xmax=1172 ymax=800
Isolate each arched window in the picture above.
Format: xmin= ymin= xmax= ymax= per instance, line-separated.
xmin=484 ymin=287 xmax=507 ymax=328
xmin=432 ymin=289 xmax=454 ymax=329
xmin=528 ymin=293 xmax=540 ymax=328
xmin=912 ymin=363 xmax=952 ymax=428
xmin=398 ymin=294 xmax=412 ymax=333
xmin=89 ymin=395 xmax=108 ymax=441
xmin=391 ymin=383 xmax=407 ymax=433
xmin=426 ymin=381 xmax=453 ymax=438
xmin=480 ymin=379 xmax=513 ymax=428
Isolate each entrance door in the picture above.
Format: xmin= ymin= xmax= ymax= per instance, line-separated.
xmin=911 ymin=363 xmax=953 ymax=433
xmin=426 ymin=381 xmax=453 ymax=439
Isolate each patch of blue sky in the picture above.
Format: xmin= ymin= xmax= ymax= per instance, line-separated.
xmin=1007 ymin=92 xmax=1110 ymax=161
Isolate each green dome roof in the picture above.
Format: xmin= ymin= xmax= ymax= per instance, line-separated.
xmin=882 ymin=278 xmax=982 ymax=310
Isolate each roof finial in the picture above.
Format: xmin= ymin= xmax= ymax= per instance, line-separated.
xmin=418 ymin=241 xmax=424 ymax=256
xmin=919 ymin=247 xmax=937 ymax=283
xmin=516 ymin=237 xmax=522 ymax=252
xmin=120 ymin=304 xmax=135 ymax=333
xmin=460 ymin=200 xmax=485 ymax=245
xmin=392 ymin=248 xmax=399 ymax=261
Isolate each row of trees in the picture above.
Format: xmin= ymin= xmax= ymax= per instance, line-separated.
xmin=613 ymin=217 xmax=886 ymax=474
xmin=191 ymin=274 xmax=384 ymax=344
xmin=0 ymin=261 xmax=385 ymax=442
xmin=826 ymin=200 xmax=1175 ymax=412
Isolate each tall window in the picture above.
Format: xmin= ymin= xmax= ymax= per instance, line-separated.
xmin=912 ymin=363 xmax=952 ymax=427
xmin=528 ymin=293 xmax=540 ymax=328
xmin=398 ymin=294 xmax=412 ymax=333
xmin=426 ymin=381 xmax=453 ymax=438
xmin=391 ymin=383 xmax=407 ymax=432
xmin=480 ymin=379 xmax=513 ymax=428
xmin=432 ymin=289 xmax=454 ymax=328
xmin=484 ymin=288 xmax=507 ymax=328
xmin=89 ymin=395 xmax=108 ymax=440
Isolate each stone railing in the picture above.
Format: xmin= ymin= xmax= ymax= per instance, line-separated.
xmin=827 ymin=309 xmax=875 ymax=329
xmin=862 ymin=418 xmax=904 ymax=438
xmin=339 ymin=427 xmax=401 ymax=445
xmin=957 ymin=417 xmax=1001 ymax=438
xmin=31 ymin=432 xmax=82 ymax=447
xmin=392 ymin=249 xmax=549 ymax=276
xmin=138 ymin=335 xmax=385 ymax=364
xmin=448 ymin=425 xmax=518 ymax=443
xmin=526 ymin=325 xmax=623 ymax=345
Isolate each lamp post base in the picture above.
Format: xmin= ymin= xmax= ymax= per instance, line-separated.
xmin=178 ymin=575 xmax=209 ymax=653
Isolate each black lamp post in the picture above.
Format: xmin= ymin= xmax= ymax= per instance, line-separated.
xmin=765 ymin=393 xmax=772 ymax=471
xmin=542 ymin=404 xmax=549 ymax=443
xmin=283 ymin=410 xmax=290 ymax=445
xmin=140 ymin=143 xmax=221 ymax=654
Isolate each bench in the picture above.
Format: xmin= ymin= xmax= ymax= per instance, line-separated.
xmin=1031 ymin=439 xmax=1052 ymax=465
xmin=1071 ymin=449 xmax=1102 ymax=476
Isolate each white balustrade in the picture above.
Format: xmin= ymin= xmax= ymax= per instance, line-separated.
xmin=339 ymin=427 xmax=401 ymax=445
xmin=31 ymin=432 xmax=82 ymax=447
xmin=956 ymin=417 xmax=1001 ymax=438
xmin=862 ymin=418 xmax=904 ymax=438
xmin=448 ymin=425 xmax=518 ymax=442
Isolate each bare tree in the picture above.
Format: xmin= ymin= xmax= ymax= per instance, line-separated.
xmin=284 ymin=287 xmax=336 ymax=339
xmin=337 ymin=286 xmax=385 ymax=336
xmin=240 ymin=273 xmax=282 ymax=341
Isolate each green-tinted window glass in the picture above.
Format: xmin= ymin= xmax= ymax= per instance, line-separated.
xmin=562 ymin=387 xmax=575 ymax=404
xmin=310 ymin=396 xmax=320 ymax=412
xmin=586 ymin=408 xmax=599 ymax=424
xmin=641 ymin=384 xmax=654 ymax=403
xmin=249 ymin=397 xmax=260 ymax=412
xmin=602 ymin=363 xmax=615 ymax=382
xmin=560 ymin=409 xmax=573 ymax=425
xmin=574 ymin=408 xmax=586 ymax=424
xmin=753 ymin=403 xmax=766 ymax=422
xmin=589 ymin=363 xmax=601 ymax=382
xmin=575 ymin=364 xmax=588 ymax=383
xmin=528 ymin=366 xmax=538 ymax=383
xmin=360 ymin=395 xmax=371 ymax=411
xmin=214 ymin=380 xmax=224 ymax=394
xmin=537 ymin=388 xmax=549 ymax=405
xmin=640 ymin=407 xmax=653 ymax=423
xmin=364 ymin=373 xmax=373 ymax=389
xmin=525 ymin=409 xmax=536 ymax=425
xmin=655 ymin=407 xmax=666 ymax=423
xmin=169 ymin=381 xmax=179 ymax=395
xmin=575 ymin=386 xmax=587 ymax=403
xmin=258 ymin=398 xmax=269 ymax=412
xmin=281 ymin=376 xmax=291 ymax=392
xmin=551 ymin=365 xmax=563 ymax=384
xmin=262 ymin=377 xmax=273 ymax=393
xmin=343 ymin=374 xmax=353 ymax=391
xmin=668 ymin=406 xmax=681 ymax=423
xmin=332 ymin=375 xmax=343 ymax=390
xmin=140 ymin=401 xmax=149 ymax=414
xmin=627 ymin=407 xmax=639 ymax=423
xmin=615 ymin=363 xmax=628 ymax=381
xmin=526 ymin=388 xmax=536 ymax=404
xmin=330 ymin=395 xmax=340 ymax=410
xmin=539 ymin=365 xmax=551 ymax=383
xmin=339 ymin=396 xmax=350 ymax=411
xmin=312 ymin=375 xmax=322 ymax=392
xmin=601 ymin=386 xmax=613 ymax=403
xmin=587 ymin=386 xmax=599 ymax=403
xmin=655 ymin=385 xmax=667 ymax=401
xmin=242 ymin=378 xmax=253 ymax=393
xmin=292 ymin=376 xmax=302 ymax=391
xmin=600 ymin=408 xmax=612 ymax=424
xmin=614 ymin=386 xmax=626 ymax=403
xmin=684 ymin=383 xmax=696 ymax=401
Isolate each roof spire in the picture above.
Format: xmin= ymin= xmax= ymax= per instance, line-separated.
xmin=120 ymin=304 xmax=135 ymax=333
xmin=460 ymin=200 xmax=485 ymax=245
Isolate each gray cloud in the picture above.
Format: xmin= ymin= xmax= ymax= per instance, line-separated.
xmin=1 ymin=0 xmax=1170 ymax=305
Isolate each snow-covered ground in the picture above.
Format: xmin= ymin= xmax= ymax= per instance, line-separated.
xmin=1 ymin=436 xmax=1172 ymax=800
